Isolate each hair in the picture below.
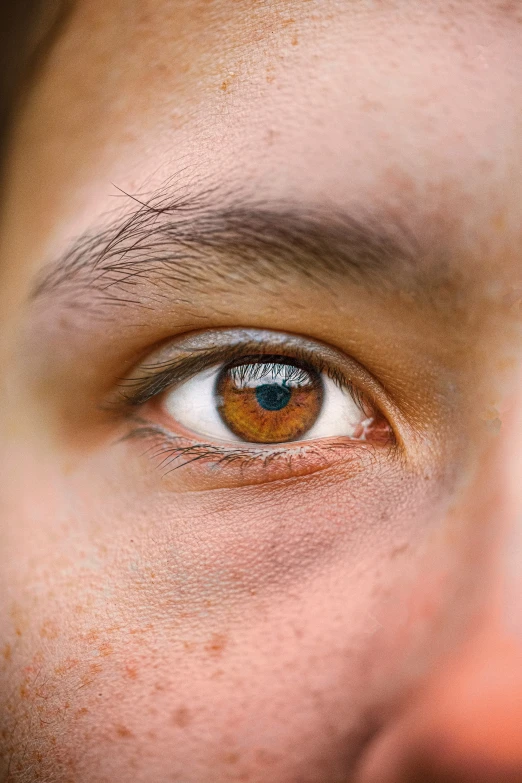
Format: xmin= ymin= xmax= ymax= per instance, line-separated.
xmin=0 ymin=1 xmax=71 ymax=179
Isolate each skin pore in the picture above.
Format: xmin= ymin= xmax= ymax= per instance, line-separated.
xmin=1 ymin=1 xmax=522 ymax=781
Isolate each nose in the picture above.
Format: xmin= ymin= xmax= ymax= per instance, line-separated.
xmin=355 ymin=633 xmax=522 ymax=782
xmin=355 ymin=382 xmax=522 ymax=783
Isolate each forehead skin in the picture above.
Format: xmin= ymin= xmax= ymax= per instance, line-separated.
xmin=3 ymin=0 xmax=522 ymax=295
xmin=2 ymin=2 xmax=522 ymax=783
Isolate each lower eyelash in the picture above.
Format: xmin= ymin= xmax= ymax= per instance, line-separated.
xmin=122 ymin=424 xmax=376 ymax=478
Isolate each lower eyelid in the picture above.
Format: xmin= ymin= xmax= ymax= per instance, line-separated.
xmin=121 ymin=422 xmax=387 ymax=489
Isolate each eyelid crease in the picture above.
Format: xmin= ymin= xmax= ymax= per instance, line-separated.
xmin=112 ymin=337 xmax=367 ymax=414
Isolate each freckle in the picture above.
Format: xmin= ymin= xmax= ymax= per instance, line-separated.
xmin=76 ymin=707 xmax=89 ymax=717
xmin=98 ymin=642 xmax=113 ymax=657
xmin=491 ymin=210 xmax=506 ymax=233
xmin=15 ymin=627 xmax=22 ymax=637
xmin=360 ymin=96 xmax=384 ymax=113
xmin=125 ymin=664 xmax=138 ymax=680
xmin=129 ymin=623 xmax=153 ymax=635
xmin=40 ymin=621 xmax=58 ymax=639
xmin=291 ymin=36 xmax=298 ymax=45
xmin=222 ymin=751 xmax=240 ymax=765
xmin=255 ymin=748 xmax=279 ymax=765
xmin=54 ymin=657 xmax=79 ymax=675
xmin=221 ymin=81 xmax=228 ymax=91
xmin=265 ymin=129 xmax=279 ymax=147
xmin=382 ymin=165 xmax=416 ymax=196
xmin=116 ymin=724 xmax=133 ymax=738
xmin=205 ymin=633 xmax=227 ymax=657
xmin=390 ymin=542 xmax=409 ymax=558
xmin=172 ymin=706 xmax=191 ymax=728
xmin=2 ymin=643 xmax=11 ymax=661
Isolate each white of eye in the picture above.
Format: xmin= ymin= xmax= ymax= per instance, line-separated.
xmin=162 ymin=363 xmax=372 ymax=444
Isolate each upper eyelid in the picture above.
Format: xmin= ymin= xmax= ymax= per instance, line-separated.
xmin=116 ymin=344 xmax=244 ymax=406
xmin=114 ymin=342 xmax=357 ymax=409
xmin=109 ymin=328 xmax=393 ymax=424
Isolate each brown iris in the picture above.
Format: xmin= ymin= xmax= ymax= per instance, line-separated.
xmin=216 ymin=357 xmax=324 ymax=443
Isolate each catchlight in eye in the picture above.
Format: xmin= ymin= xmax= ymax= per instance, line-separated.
xmin=216 ymin=358 xmax=323 ymax=443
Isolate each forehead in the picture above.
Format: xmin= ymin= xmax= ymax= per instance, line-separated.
xmin=4 ymin=0 xmax=522 ymax=288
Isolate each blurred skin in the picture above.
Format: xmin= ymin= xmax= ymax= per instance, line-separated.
xmin=2 ymin=1 xmax=522 ymax=781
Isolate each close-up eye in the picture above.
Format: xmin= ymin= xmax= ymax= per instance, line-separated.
xmin=118 ymin=329 xmax=395 ymax=463
xmin=162 ymin=355 xmax=375 ymax=445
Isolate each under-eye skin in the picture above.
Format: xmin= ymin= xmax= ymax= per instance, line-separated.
xmin=113 ymin=328 xmax=396 ymax=477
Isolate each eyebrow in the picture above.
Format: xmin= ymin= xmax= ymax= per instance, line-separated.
xmin=30 ymin=183 xmax=437 ymax=316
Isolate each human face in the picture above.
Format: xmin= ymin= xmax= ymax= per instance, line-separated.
xmin=1 ymin=1 xmax=522 ymax=781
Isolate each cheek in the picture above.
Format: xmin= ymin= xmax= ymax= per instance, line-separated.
xmin=64 ymin=445 xmax=427 ymax=620
xmin=1 ymin=449 xmax=457 ymax=782
xmin=0 ymin=569 xmax=408 ymax=783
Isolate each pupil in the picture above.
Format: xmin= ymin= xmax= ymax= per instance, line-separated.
xmin=255 ymin=383 xmax=292 ymax=411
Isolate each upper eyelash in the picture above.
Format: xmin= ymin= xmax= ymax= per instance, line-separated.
xmin=228 ymin=359 xmax=313 ymax=387
xmin=114 ymin=343 xmax=369 ymax=413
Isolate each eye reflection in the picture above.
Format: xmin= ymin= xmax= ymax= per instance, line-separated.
xmin=217 ymin=358 xmax=324 ymax=443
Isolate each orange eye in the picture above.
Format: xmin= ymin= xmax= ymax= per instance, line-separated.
xmin=216 ymin=359 xmax=323 ymax=443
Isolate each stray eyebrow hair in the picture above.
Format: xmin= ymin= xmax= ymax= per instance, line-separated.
xmin=30 ymin=180 xmax=433 ymax=317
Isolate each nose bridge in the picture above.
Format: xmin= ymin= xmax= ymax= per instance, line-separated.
xmin=439 ymin=364 xmax=522 ymax=644
xmin=499 ymin=393 xmax=522 ymax=643
xmin=353 ymin=370 xmax=522 ymax=783
xmin=474 ymin=370 xmax=522 ymax=641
